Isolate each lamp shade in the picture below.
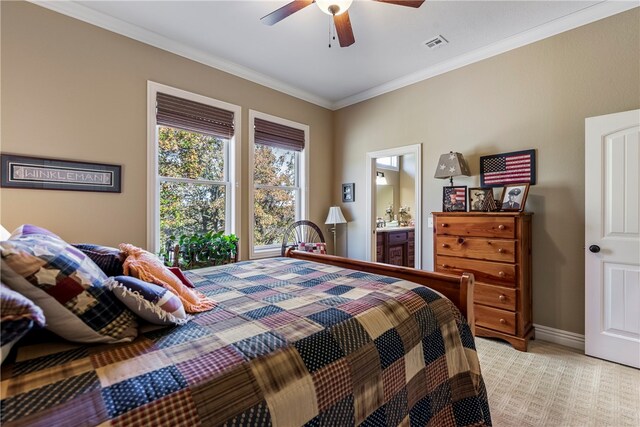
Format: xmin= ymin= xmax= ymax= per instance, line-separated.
xmin=434 ymin=152 xmax=471 ymax=179
xmin=325 ymin=206 xmax=347 ymax=225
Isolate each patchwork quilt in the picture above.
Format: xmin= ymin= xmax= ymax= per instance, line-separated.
xmin=0 ymin=257 xmax=491 ymax=426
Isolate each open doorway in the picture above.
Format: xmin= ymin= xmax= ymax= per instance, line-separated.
xmin=365 ymin=144 xmax=422 ymax=268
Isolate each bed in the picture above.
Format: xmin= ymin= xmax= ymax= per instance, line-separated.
xmin=0 ymin=251 xmax=491 ymax=426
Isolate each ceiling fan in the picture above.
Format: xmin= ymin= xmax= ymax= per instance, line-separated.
xmin=261 ymin=0 xmax=425 ymax=48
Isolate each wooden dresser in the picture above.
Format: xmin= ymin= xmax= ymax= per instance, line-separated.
xmin=376 ymin=227 xmax=415 ymax=267
xmin=432 ymin=212 xmax=533 ymax=351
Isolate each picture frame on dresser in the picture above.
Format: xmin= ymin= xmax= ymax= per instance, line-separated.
xmin=499 ymin=183 xmax=529 ymax=211
xmin=442 ymin=186 xmax=467 ymax=212
xmin=469 ymin=188 xmax=493 ymax=212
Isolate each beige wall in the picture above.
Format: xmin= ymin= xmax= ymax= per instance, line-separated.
xmin=0 ymin=1 xmax=334 ymax=259
xmin=333 ymin=9 xmax=640 ymax=334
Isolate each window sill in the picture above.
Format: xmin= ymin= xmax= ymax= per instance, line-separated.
xmin=250 ymin=247 xmax=281 ymax=260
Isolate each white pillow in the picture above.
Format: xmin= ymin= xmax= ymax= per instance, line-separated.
xmin=0 ymin=225 xmax=10 ymax=241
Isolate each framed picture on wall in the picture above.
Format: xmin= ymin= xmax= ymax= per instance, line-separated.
xmin=442 ymin=186 xmax=467 ymax=212
xmin=499 ymin=183 xmax=530 ymax=211
xmin=342 ymin=183 xmax=355 ymax=202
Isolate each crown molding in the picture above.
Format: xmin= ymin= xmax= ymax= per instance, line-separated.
xmin=332 ymin=1 xmax=639 ymax=110
xmin=30 ymin=0 xmax=334 ymax=110
xmin=30 ymin=1 xmax=638 ymax=111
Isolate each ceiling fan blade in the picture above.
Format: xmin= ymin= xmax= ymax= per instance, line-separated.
xmin=261 ymin=1 xmax=315 ymax=26
xmin=334 ymin=11 xmax=355 ymax=47
xmin=373 ymin=0 xmax=425 ymax=7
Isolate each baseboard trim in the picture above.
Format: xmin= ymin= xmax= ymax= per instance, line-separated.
xmin=533 ymin=323 xmax=585 ymax=351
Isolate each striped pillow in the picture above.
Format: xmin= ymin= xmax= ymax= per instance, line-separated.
xmin=109 ymin=276 xmax=190 ymax=325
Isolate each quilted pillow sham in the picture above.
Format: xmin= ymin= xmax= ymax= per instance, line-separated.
xmin=0 ymin=283 xmax=45 ymax=363
xmin=109 ymin=276 xmax=190 ymax=325
xmin=0 ymin=230 xmax=137 ymax=344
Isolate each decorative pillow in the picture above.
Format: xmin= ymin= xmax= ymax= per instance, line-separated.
xmin=169 ymin=267 xmax=195 ymax=288
xmin=1 ymin=283 xmax=46 ymax=363
xmin=10 ymin=224 xmax=60 ymax=239
xmin=73 ymin=243 xmax=125 ymax=277
xmin=0 ymin=224 xmax=10 ymax=241
xmin=109 ymin=276 xmax=190 ymax=325
xmin=119 ymin=243 xmax=216 ymax=313
xmin=1 ymin=230 xmax=137 ymax=344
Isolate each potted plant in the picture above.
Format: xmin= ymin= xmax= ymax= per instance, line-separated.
xmin=162 ymin=231 xmax=238 ymax=270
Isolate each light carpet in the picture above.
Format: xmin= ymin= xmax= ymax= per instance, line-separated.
xmin=476 ymin=337 xmax=640 ymax=427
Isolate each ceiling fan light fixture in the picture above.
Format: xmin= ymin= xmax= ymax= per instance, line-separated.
xmin=316 ymin=0 xmax=353 ymax=16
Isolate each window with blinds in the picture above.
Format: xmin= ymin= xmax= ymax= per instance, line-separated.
xmin=249 ymin=111 xmax=308 ymax=258
xmin=148 ymin=83 xmax=240 ymax=254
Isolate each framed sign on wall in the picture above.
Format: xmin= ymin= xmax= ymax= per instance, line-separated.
xmin=1 ymin=154 xmax=122 ymax=193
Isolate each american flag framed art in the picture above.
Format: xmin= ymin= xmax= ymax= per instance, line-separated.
xmin=443 ymin=186 xmax=467 ymax=212
xmin=480 ymin=149 xmax=536 ymax=187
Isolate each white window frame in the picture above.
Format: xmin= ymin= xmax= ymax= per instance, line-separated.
xmin=146 ymin=81 xmax=241 ymax=253
xmin=376 ymin=156 xmax=400 ymax=171
xmin=248 ymin=110 xmax=309 ymax=259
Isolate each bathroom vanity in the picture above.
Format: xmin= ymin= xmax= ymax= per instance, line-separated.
xmin=376 ymin=226 xmax=415 ymax=267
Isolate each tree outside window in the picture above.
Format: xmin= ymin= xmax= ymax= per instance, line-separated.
xmin=158 ymin=126 xmax=228 ymax=249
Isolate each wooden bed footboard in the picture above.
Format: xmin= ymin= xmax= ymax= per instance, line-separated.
xmin=285 ymin=249 xmax=475 ymax=334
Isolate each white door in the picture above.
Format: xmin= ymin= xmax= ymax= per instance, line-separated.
xmin=585 ymin=109 xmax=640 ymax=368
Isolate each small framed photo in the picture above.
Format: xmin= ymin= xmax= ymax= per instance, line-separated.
xmin=342 ymin=183 xmax=355 ymax=202
xmin=499 ymin=183 xmax=530 ymax=211
xmin=469 ymin=187 xmax=493 ymax=212
xmin=443 ymin=186 xmax=467 ymax=212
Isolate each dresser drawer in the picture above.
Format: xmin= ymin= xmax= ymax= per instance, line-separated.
xmin=435 ymin=216 xmax=516 ymax=238
xmin=475 ymin=283 xmax=516 ymax=311
xmin=435 ymin=255 xmax=516 ymax=286
xmin=475 ymin=305 xmax=516 ymax=334
xmin=437 ymin=236 xmax=516 ymax=262
xmin=388 ymin=231 xmax=408 ymax=244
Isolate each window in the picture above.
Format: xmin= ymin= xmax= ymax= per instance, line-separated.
xmin=147 ymin=82 xmax=240 ymax=254
xmin=376 ymin=156 xmax=399 ymax=171
xmin=249 ymin=110 xmax=308 ymax=258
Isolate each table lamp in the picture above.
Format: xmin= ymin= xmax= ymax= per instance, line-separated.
xmin=324 ymin=206 xmax=347 ymax=255
xmin=434 ymin=151 xmax=471 ymax=186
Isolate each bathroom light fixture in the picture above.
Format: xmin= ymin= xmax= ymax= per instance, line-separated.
xmin=376 ymin=171 xmax=388 ymax=185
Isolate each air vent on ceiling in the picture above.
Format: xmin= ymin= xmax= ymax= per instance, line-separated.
xmin=423 ymin=35 xmax=448 ymax=49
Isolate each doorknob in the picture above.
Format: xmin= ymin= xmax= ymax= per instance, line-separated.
xmin=589 ymin=245 xmax=601 ymax=253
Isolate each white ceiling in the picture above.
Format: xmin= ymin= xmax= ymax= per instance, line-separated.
xmin=35 ymin=1 xmax=637 ymax=109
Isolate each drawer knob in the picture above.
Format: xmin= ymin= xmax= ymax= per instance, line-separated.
xmin=498 ymin=224 xmax=505 ymax=230
xmin=442 ymin=264 xmax=449 ymax=268
xmin=457 ymin=237 xmax=465 ymax=244
xmin=441 ymin=243 xmax=448 ymax=248
xmin=499 ymin=294 xmax=506 ymax=302
xmin=500 ymin=318 xmax=507 ymax=324
xmin=441 ymin=223 xmax=448 ymax=228
xmin=498 ymin=271 xmax=505 ymax=278
xmin=498 ymin=248 xmax=505 ymax=253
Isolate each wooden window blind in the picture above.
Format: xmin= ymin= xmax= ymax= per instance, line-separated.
xmin=254 ymin=118 xmax=305 ymax=152
xmin=156 ymin=92 xmax=234 ymax=138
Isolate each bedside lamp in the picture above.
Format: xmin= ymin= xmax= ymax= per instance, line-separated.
xmin=434 ymin=151 xmax=471 ymax=186
xmin=324 ymin=206 xmax=347 ymax=255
